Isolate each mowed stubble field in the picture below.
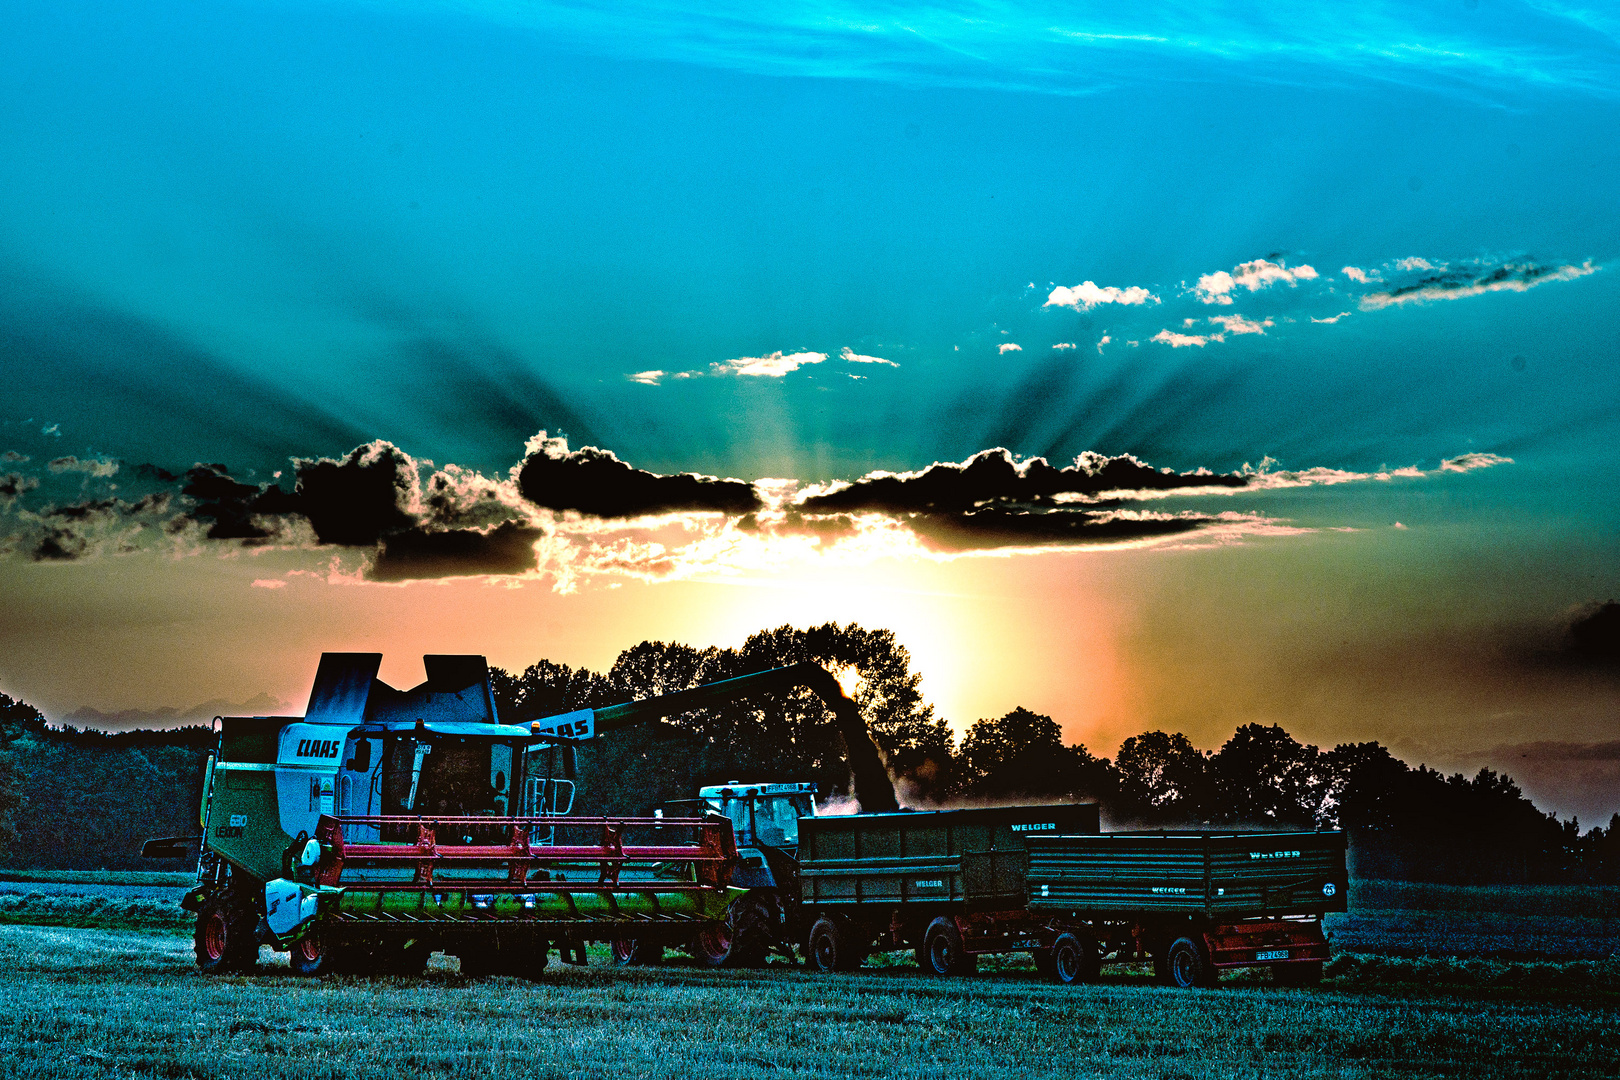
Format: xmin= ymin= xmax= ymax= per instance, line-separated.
xmin=3 ymin=922 xmax=1617 ymax=1080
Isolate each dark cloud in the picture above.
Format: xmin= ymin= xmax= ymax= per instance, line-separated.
xmin=1568 ymin=601 xmax=1620 ymax=667
xmin=798 ymin=447 xmax=1245 ymax=515
xmin=516 ymin=434 xmax=762 ymax=518
xmin=29 ymin=493 xmax=172 ymax=561
xmin=371 ymin=522 xmax=546 ymax=582
xmin=2 ymin=451 xmax=29 ymax=463
xmin=0 ymin=473 xmax=39 ymax=500
xmin=904 ymin=507 xmax=1208 ymax=551
xmin=290 ymin=441 xmax=419 ymax=545
xmin=181 ymin=463 xmax=301 ymax=541
xmin=47 ymin=455 xmax=119 ymax=477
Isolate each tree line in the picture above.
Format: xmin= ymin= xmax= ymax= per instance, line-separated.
xmin=1 ymin=621 xmax=1617 ymax=881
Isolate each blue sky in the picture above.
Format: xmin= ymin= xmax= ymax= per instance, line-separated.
xmin=2 ymin=1 xmax=1618 ymax=819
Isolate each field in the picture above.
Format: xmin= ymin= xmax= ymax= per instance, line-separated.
xmin=2 ymin=878 xmax=1617 ymax=1079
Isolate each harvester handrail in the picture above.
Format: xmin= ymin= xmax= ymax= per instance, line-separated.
xmin=314 ymin=813 xmax=738 ymax=891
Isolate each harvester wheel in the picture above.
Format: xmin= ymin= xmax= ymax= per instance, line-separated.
xmin=919 ymin=917 xmax=975 ymax=977
xmin=194 ymin=894 xmax=258 ymax=975
xmin=1162 ymin=936 xmax=1216 ymax=989
xmin=611 ymin=938 xmax=664 ymax=966
xmin=289 ymin=929 xmax=352 ymax=976
xmin=1045 ymin=932 xmax=1099 ymax=985
xmin=806 ymin=916 xmax=861 ymax=973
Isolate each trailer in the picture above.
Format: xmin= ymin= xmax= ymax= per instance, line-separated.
xmin=792 ymin=811 xmax=1346 ymax=987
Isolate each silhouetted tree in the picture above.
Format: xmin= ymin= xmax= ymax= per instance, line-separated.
xmin=955 ymin=707 xmax=1116 ymax=803
xmin=1113 ymin=730 xmax=1209 ymax=823
xmin=1209 ymin=724 xmax=1324 ymax=827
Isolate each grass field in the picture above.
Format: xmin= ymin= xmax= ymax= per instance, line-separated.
xmin=3 ymin=925 xmax=1617 ymax=1080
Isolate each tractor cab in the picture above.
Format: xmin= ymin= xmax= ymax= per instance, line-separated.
xmin=675 ymin=782 xmax=817 ymax=852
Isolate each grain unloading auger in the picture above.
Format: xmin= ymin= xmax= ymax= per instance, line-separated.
xmin=149 ymin=652 xmax=897 ymax=976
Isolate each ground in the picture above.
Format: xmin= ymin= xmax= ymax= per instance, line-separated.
xmin=2 ymin=923 xmax=1617 ymax=1080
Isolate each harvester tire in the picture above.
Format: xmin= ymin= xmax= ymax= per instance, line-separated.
xmin=611 ymin=938 xmax=664 ymax=966
xmin=1162 ymin=936 xmax=1216 ymax=989
xmin=289 ymin=929 xmax=354 ymax=976
xmin=919 ymin=917 xmax=976 ymax=977
xmin=806 ymin=916 xmax=861 ymax=973
xmin=194 ymin=894 xmax=258 ymax=975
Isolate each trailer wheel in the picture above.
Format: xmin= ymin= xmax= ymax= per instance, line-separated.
xmin=1272 ymin=960 xmax=1323 ymax=987
xmin=919 ymin=917 xmax=974 ymax=977
xmin=806 ymin=916 xmax=862 ymax=973
xmin=194 ymin=895 xmax=258 ymax=974
xmin=1162 ymin=936 xmax=1216 ymax=989
xmin=1045 ymin=932 xmax=1098 ymax=985
xmin=611 ymin=938 xmax=664 ymax=966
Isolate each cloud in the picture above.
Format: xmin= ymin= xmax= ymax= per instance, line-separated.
xmin=1151 ymin=329 xmax=1222 ymax=348
xmin=0 ymin=473 xmax=40 ymax=501
xmin=1394 ymin=257 xmax=1436 ymax=272
xmin=514 ymin=432 xmax=761 ymax=518
xmin=718 ymin=350 xmax=827 ymax=377
xmin=627 ymin=370 xmax=665 ymax=385
xmin=1052 ymin=342 xmax=1076 ymax=350
xmin=2 ymin=451 xmax=29 ymax=463
xmin=1359 ymin=260 xmax=1598 ymax=311
xmin=1312 ymin=312 xmax=1351 ymax=324
xmin=1095 ymin=336 xmax=1109 ymax=353
xmin=1440 ymin=452 xmax=1513 ymax=473
xmin=371 ymin=521 xmax=546 ymax=582
xmin=1207 ymin=314 xmax=1273 ymax=335
xmin=998 ymin=343 xmax=1023 ymax=354
xmin=1194 ymin=259 xmax=1318 ymax=305
xmin=839 ymin=347 xmax=896 ymax=366
xmin=251 ymin=578 xmax=286 ymax=588
xmin=1044 ymin=281 xmax=1158 ymax=311
xmin=1341 ymin=266 xmax=1372 ymax=283
xmin=41 ymin=423 xmax=60 ymax=437
xmin=47 ymin=456 xmax=119 ymax=478
xmin=796 ymin=447 xmax=1247 ymax=516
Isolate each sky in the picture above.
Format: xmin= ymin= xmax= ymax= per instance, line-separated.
xmin=2 ymin=1 xmax=1618 ymax=822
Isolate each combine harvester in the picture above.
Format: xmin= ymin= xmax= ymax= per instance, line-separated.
xmin=145 ymin=652 xmax=1346 ymax=987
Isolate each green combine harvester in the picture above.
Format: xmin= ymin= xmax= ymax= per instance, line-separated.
xmin=144 ymin=652 xmax=892 ymax=976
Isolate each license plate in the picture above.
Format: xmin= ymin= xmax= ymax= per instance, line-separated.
xmin=1255 ymin=949 xmax=1289 ymax=961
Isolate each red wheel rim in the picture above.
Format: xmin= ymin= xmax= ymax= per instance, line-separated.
xmin=202 ymin=911 xmax=227 ymax=962
xmin=611 ymin=940 xmax=634 ymax=962
xmin=697 ymin=923 xmax=731 ymax=960
xmin=294 ymin=935 xmax=322 ymax=964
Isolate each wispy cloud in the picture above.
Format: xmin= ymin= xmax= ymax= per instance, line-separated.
xmin=1207 ymin=314 xmax=1273 ymax=335
xmin=839 ymin=346 xmax=897 ymax=366
xmin=1045 ymin=281 xmax=1158 ymax=311
xmin=1312 ymin=311 xmax=1352 ymax=324
xmin=627 ymin=370 xmax=665 ymax=385
xmin=1193 ymin=259 xmax=1318 ymax=305
xmin=1359 ymin=260 xmax=1598 ymax=310
xmin=719 ymin=350 xmax=828 ymax=377
xmin=1151 ymin=329 xmax=1222 ymax=348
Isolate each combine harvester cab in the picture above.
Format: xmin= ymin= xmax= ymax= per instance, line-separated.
xmin=174 ymin=652 xmax=745 ymax=976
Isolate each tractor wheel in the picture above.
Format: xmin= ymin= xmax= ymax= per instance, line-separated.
xmin=1272 ymin=960 xmax=1323 ymax=987
xmin=693 ymin=895 xmax=772 ymax=968
xmin=288 ymin=929 xmax=353 ymax=977
xmin=1161 ymin=936 xmax=1216 ymax=989
xmin=1045 ymin=932 xmax=1098 ymax=985
xmin=194 ymin=893 xmax=258 ymax=975
xmin=611 ymin=938 xmax=664 ymax=967
xmin=806 ymin=916 xmax=863 ymax=973
xmin=919 ymin=917 xmax=975 ymax=977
